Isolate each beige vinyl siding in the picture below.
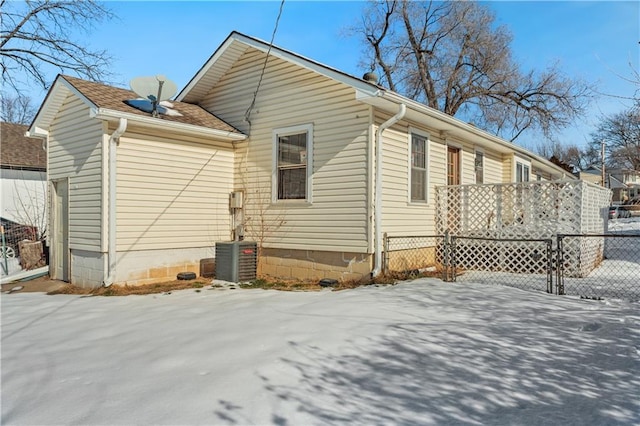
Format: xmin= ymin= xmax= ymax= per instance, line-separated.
xmin=116 ymin=127 xmax=234 ymax=251
xmin=460 ymin=144 xmax=475 ymax=185
xmin=48 ymin=95 xmax=103 ymax=251
xmin=502 ymin=154 xmax=513 ymax=182
xmin=201 ymin=48 xmax=371 ymax=253
xmin=379 ymin=116 xmax=514 ymax=236
xmin=482 ymin=150 xmax=504 ymax=184
xmin=378 ymin=117 xmax=448 ymax=236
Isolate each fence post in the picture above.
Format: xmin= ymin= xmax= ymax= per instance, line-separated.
xmin=382 ymin=232 xmax=388 ymax=275
xmin=451 ymin=234 xmax=458 ymax=282
xmin=546 ymin=239 xmax=553 ymax=294
xmin=1 ymin=225 xmax=7 ymax=275
xmin=442 ymin=231 xmax=450 ymax=281
xmin=556 ymin=235 xmax=564 ymax=295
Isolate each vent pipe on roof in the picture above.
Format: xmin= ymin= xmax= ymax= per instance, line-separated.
xmin=372 ymin=103 xmax=406 ymax=278
xmin=363 ymin=71 xmax=379 ymax=84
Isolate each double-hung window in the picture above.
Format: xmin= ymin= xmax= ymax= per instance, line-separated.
xmin=410 ymin=133 xmax=428 ymax=202
xmin=516 ymin=161 xmax=530 ymax=182
xmin=475 ymin=151 xmax=484 ymax=184
xmin=273 ymin=124 xmax=312 ymax=202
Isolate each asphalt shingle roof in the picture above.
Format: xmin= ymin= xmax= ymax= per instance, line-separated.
xmin=0 ymin=122 xmax=46 ymax=170
xmin=61 ymin=75 xmax=242 ymax=134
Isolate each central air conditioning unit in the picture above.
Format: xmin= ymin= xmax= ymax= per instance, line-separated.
xmin=215 ymin=241 xmax=257 ymax=282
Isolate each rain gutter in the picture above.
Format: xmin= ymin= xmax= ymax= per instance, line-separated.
xmin=90 ymin=108 xmax=246 ymax=142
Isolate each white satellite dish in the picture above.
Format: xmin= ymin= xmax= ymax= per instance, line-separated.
xmin=130 ymin=75 xmax=177 ymax=101
xmin=129 ymin=75 xmax=178 ymax=117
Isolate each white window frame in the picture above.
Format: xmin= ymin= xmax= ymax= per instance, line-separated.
xmin=272 ymin=123 xmax=313 ymax=203
xmin=408 ymin=128 xmax=430 ymax=204
xmin=515 ymin=158 xmax=531 ymax=183
xmin=474 ymin=149 xmax=484 ymax=184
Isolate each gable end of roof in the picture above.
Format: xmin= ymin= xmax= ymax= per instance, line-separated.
xmin=176 ymin=31 xmax=381 ymax=103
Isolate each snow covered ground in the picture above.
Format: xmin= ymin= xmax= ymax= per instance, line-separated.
xmin=0 ymin=257 xmax=22 ymax=278
xmin=608 ymin=216 xmax=640 ymax=234
xmin=2 ymin=280 xmax=639 ymax=425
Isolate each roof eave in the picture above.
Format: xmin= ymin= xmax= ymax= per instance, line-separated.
xmin=357 ymin=89 xmax=574 ymax=179
xmin=28 ymin=74 xmax=98 ymax=137
xmin=90 ymin=108 xmax=247 ymax=141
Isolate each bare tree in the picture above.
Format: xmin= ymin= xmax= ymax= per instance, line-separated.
xmin=1 ymin=94 xmax=37 ymax=124
xmin=352 ymin=0 xmax=591 ymax=142
xmin=589 ymin=101 xmax=640 ymax=170
xmin=237 ymin=149 xmax=287 ymax=276
xmin=596 ymin=54 xmax=640 ymax=103
xmin=1 ymin=0 xmax=115 ymax=94
xmin=243 ymin=185 xmax=286 ymax=274
xmin=531 ymin=139 xmax=591 ymax=172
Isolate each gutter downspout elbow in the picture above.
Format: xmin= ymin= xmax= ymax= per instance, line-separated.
xmin=103 ymin=118 xmax=127 ymax=287
xmin=372 ymin=103 xmax=406 ymax=278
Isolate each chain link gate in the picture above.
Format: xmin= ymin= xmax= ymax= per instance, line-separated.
xmin=449 ymin=236 xmax=554 ymax=294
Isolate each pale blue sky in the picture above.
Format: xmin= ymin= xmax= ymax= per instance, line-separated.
xmin=30 ymin=1 xmax=640 ymax=149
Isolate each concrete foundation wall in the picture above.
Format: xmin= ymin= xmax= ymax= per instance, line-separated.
xmin=114 ymin=247 xmax=215 ymax=286
xmin=259 ymin=248 xmax=372 ymax=282
xmin=70 ymin=250 xmax=105 ymax=288
xmin=70 ymin=246 xmax=372 ymax=286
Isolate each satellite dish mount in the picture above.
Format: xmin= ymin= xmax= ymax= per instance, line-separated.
xmin=129 ymin=75 xmax=178 ymax=117
xmin=150 ymin=79 xmax=164 ymax=117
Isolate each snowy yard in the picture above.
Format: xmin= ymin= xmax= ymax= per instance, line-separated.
xmin=2 ymin=280 xmax=639 ymax=425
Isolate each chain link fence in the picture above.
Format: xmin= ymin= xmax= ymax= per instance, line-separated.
xmin=383 ymin=234 xmax=446 ymax=280
xmin=383 ymin=232 xmax=640 ymax=301
xmin=557 ymin=234 xmax=640 ymax=300
xmin=1 ymin=218 xmax=43 ymax=275
xmin=382 ymin=181 xmax=640 ymax=300
xmin=1 ymin=219 xmax=38 ymax=259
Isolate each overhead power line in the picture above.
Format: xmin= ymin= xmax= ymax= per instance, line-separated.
xmin=244 ymin=0 xmax=285 ymax=128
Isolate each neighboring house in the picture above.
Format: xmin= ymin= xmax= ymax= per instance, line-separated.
xmin=609 ymin=168 xmax=640 ymax=202
xmin=28 ymin=31 xmax=575 ymax=288
xmin=0 ymin=121 xmax=47 ymax=238
xmin=576 ymin=166 xmax=603 ymax=187
xmin=577 ymin=166 xmax=639 ymax=202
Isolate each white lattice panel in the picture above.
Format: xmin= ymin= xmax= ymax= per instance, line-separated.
xmin=453 ymin=238 xmax=549 ymax=275
xmin=436 ymin=180 xmax=611 ymax=277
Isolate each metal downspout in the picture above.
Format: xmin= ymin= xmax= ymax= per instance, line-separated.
xmin=372 ymin=104 xmax=406 ymax=277
xmin=103 ymin=118 xmax=127 ymax=287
